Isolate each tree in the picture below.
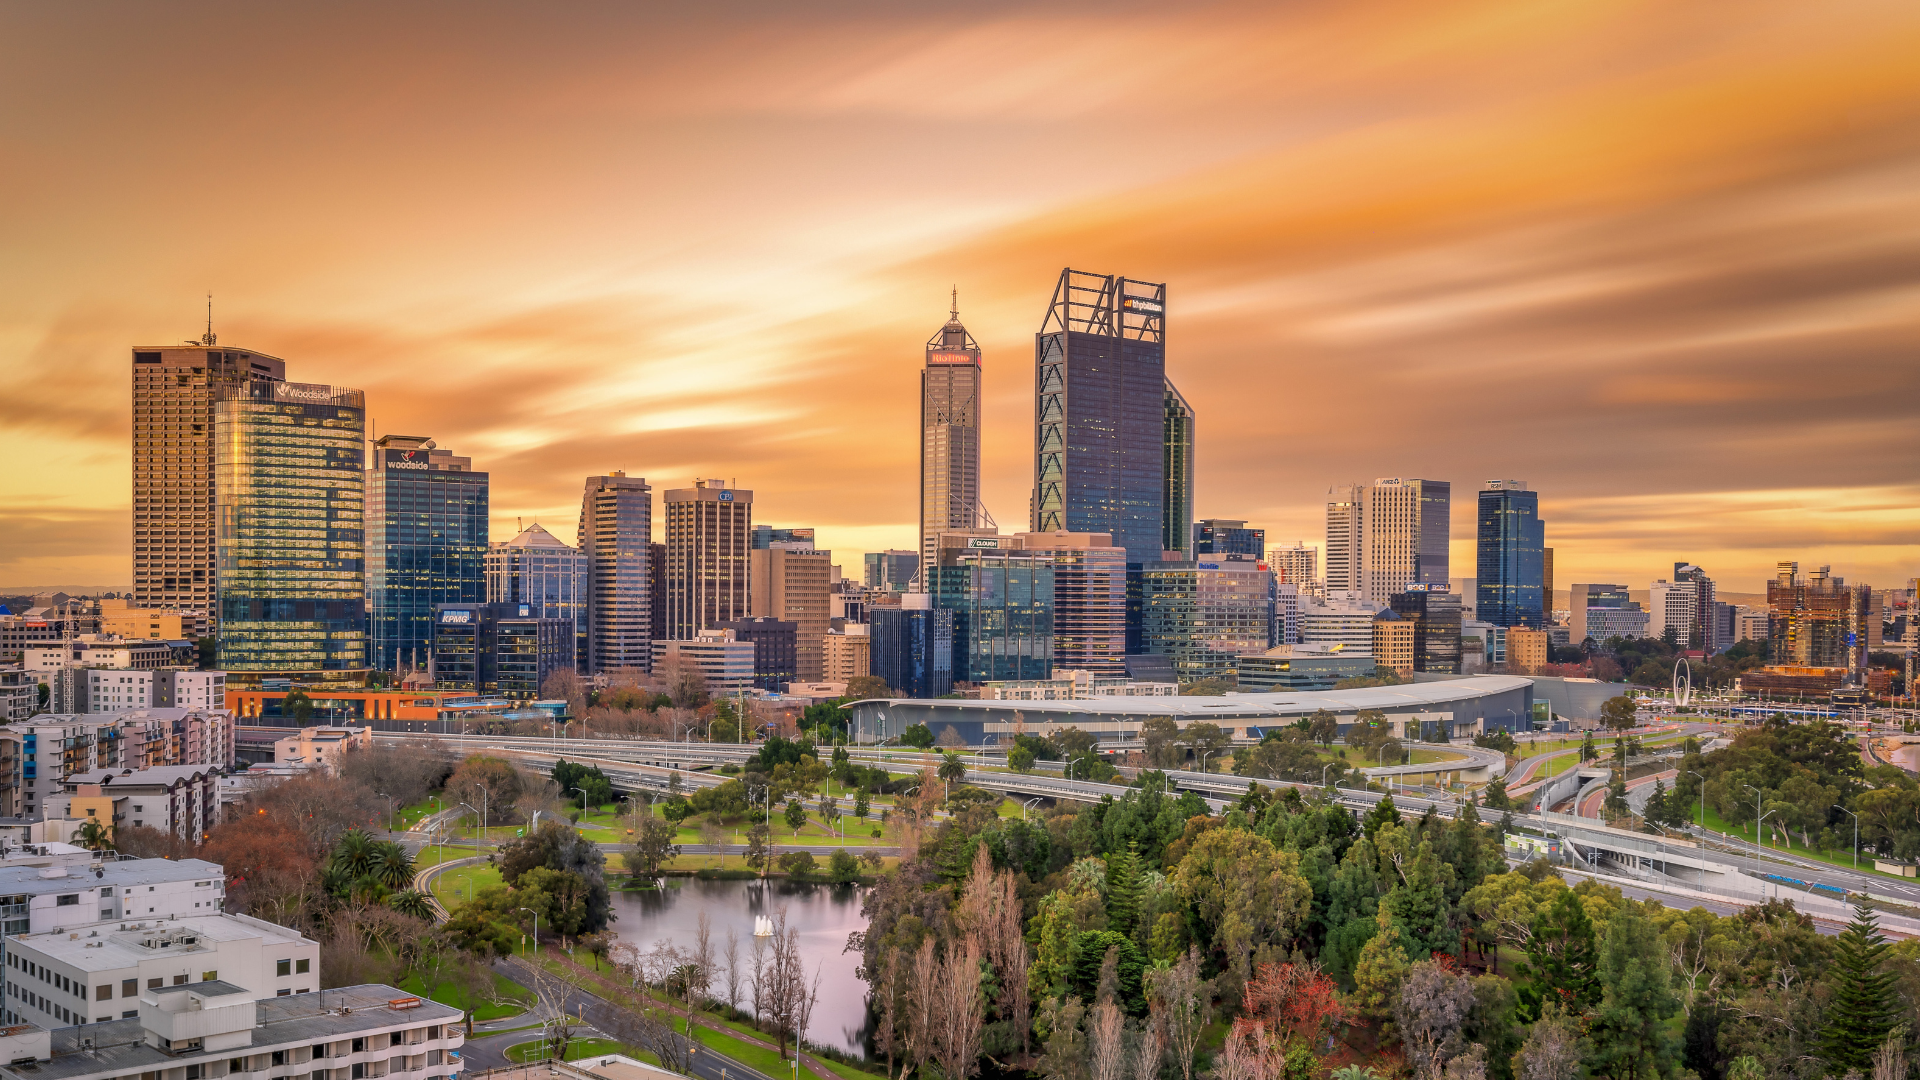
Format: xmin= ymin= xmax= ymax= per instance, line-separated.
xmin=1183 ymin=722 xmax=1232 ymax=770
xmin=1601 ymin=695 xmax=1636 ymax=731
xmin=783 ymin=797 xmax=808 ymax=835
xmin=845 ymin=674 xmax=892 ymax=701
xmin=1512 ymin=1004 xmax=1586 ymax=1080
xmin=1104 ymin=843 xmax=1143 ymax=937
xmin=854 ymin=787 xmax=872 ymax=819
xmin=1009 ymin=744 xmax=1037 ymax=772
xmin=625 ymin=812 xmax=681 ymax=880
xmin=1395 ymin=960 xmax=1477 ymax=1080
xmin=656 ymin=653 xmax=711 ymax=708
xmin=745 ymin=821 xmax=771 ymax=872
xmin=1171 ymin=828 xmax=1312 ymax=980
xmin=1517 ymin=888 xmax=1600 ymax=1019
xmin=1819 ymin=897 xmax=1900 ymax=1072
xmin=284 ymin=689 xmax=315 ymax=722
xmin=445 ymin=755 xmax=522 ymax=826
xmin=1308 ymin=708 xmax=1340 ymax=746
xmin=1146 ymin=945 xmax=1210 ymax=1080
xmin=1482 ymin=775 xmax=1512 ymax=811
xmin=1142 ymin=715 xmax=1182 ymax=768
xmin=1587 ymin=907 xmax=1680 ymax=1080
xmin=938 ymin=752 xmax=967 ymax=789
xmin=902 ymin=723 xmax=936 ymax=749
xmin=73 ymin=820 xmax=112 ymax=851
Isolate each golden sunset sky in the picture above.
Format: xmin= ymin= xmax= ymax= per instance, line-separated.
xmin=3 ymin=0 xmax=1919 ymax=593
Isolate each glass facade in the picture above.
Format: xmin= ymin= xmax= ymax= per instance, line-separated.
xmin=1032 ymin=269 xmax=1169 ymax=566
xmin=487 ymin=522 xmax=587 ymax=671
xmin=932 ymin=552 xmax=1054 ymax=683
xmin=1193 ymin=519 xmax=1265 ymax=559
xmin=432 ymin=602 xmax=572 ymax=697
xmin=214 ymin=381 xmax=367 ymax=676
xmin=1023 ymin=538 xmax=1127 ymax=676
xmin=1140 ymin=555 xmax=1273 ymax=679
xmin=366 ymin=437 xmax=488 ymax=671
xmin=1474 ymin=482 xmax=1544 ymax=628
xmin=871 ymin=604 xmax=954 ymax=699
xmin=1389 ymin=588 xmax=1463 ymax=674
xmin=1162 ymin=380 xmax=1195 ymax=559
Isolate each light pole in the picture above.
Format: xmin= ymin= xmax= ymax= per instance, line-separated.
xmin=1021 ymin=797 xmax=1042 ymax=820
xmin=1682 ymin=770 xmax=1706 ymax=885
xmin=1321 ymin=763 xmax=1335 ymax=790
xmin=1834 ymin=804 xmax=1860 ymax=870
xmin=1199 ymin=750 xmax=1216 ymax=775
xmin=571 ymin=786 xmax=590 ymax=815
xmin=517 ymin=906 xmax=540 ymax=956
xmin=457 ymin=802 xmax=482 ymax=861
xmin=1743 ymin=783 xmax=1775 ymax=885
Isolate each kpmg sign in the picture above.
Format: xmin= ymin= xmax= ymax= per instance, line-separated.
xmin=439 ymin=609 xmax=473 ymax=625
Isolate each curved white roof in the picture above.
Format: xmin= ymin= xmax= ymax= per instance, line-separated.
xmin=849 ymin=674 xmax=1532 ymax=720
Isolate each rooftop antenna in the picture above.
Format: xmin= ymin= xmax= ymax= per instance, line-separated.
xmin=950 ymin=286 xmax=958 ymax=320
xmin=200 ymin=293 xmax=217 ymax=347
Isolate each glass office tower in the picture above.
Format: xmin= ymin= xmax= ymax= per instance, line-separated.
xmin=931 ymin=547 xmax=1054 ymax=683
xmin=1475 ymin=480 xmax=1544 ymax=628
xmin=1032 ymin=268 xmax=1169 ymax=565
xmin=365 ymin=435 xmax=489 ymax=672
xmin=1162 ymin=380 xmax=1195 ymax=560
xmin=921 ymin=297 xmax=982 ymax=586
xmin=1139 ymin=553 xmax=1272 ymax=679
xmin=487 ymin=522 xmax=587 ymax=670
xmin=214 ymin=380 xmax=367 ymax=679
xmin=871 ymin=598 xmax=954 ymax=698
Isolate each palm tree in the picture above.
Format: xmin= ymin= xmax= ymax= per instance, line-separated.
xmin=73 ymin=820 xmax=113 ymax=851
xmin=389 ymin=890 xmax=434 ymax=921
xmin=371 ymin=843 xmax=415 ymax=890
xmin=331 ymin=828 xmax=379 ymax=879
xmin=938 ymin=752 xmax=967 ymax=787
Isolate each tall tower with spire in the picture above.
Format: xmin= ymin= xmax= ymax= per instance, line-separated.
xmin=920 ymin=290 xmax=983 ymax=585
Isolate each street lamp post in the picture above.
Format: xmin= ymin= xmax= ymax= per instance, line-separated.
xmin=1743 ymin=783 xmax=1776 ymax=888
xmin=1834 ymin=804 xmax=1860 ymax=870
xmin=1684 ymin=769 xmax=1706 ymax=885
xmin=1198 ymin=750 xmax=1216 ymax=775
xmin=517 ymin=906 xmax=540 ymax=956
xmin=1321 ymin=763 xmax=1335 ymax=790
xmin=1021 ymin=797 xmax=1042 ymax=821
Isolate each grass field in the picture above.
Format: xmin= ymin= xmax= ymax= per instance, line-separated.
xmin=429 ymin=863 xmax=503 ymax=906
xmin=393 ymin=969 xmax=531 ymax=1023
xmin=506 ymin=1038 xmax=657 ymax=1065
xmin=1692 ymin=801 xmax=1913 ymax=883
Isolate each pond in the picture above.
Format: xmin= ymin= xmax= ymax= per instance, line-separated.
xmin=607 ymin=877 xmax=873 ymax=1056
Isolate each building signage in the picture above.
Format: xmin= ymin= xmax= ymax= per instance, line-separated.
xmin=273 ymin=383 xmax=335 ymax=403
xmin=1123 ymin=296 xmax=1164 ymax=315
xmin=385 ymin=449 xmax=430 ymax=471
xmin=1198 ymin=562 xmax=1219 ymax=569
xmin=1403 ymin=583 xmax=1451 ymax=593
xmin=719 ymin=491 xmax=734 ymax=502
xmin=439 ymin=609 xmax=473 ymax=624
xmin=968 ymin=538 xmax=1002 ymax=548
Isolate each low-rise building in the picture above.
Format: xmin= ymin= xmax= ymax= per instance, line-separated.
xmin=1234 ymin=645 xmax=1374 ymax=692
xmin=821 ymin=624 xmax=871 ymax=682
xmin=0 ymin=856 xmax=226 ymax=949
xmin=1506 ymin=627 xmax=1550 ymax=674
xmin=1371 ymin=617 xmax=1417 ymax=679
xmin=4 ymin=914 xmax=318 ymax=1028
xmin=1299 ymin=598 xmax=1383 ymax=657
xmin=649 ymin=631 xmax=755 ymax=694
xmin=0 ymin=669 xmax=33 ymax=722
xmin=53 ymin=766 xmax=223 ymax=841
xmin=0 ymin=982 xmax=463 ymax=1080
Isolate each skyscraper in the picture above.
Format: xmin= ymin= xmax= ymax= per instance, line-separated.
xmin=486 ymin=522 xmax=588 ymax=669
xmin=664 ymin=479 xmax=753 ymax=640
xmin=1018 ymin=531 xmax=1128 ymax=676
xmin=1269 ymin=543 xmax=1316 ymax=591
xmin=132 ymin=325 xmax=286 ymax=622
xmin=920 ymin=295 xmax=982 ymax=585
xmin=750 ymin=542 xmax=833 ymax=680
xmin=1474 ymin=480 xmax=1544 ymax=629
xmin=365 ymin=435 xmax=489 ymax=672
xmin=1194 ymin=520 xmax=1264 ymax=559
xmin=929 ymin=542 xmax=1055 ymax=683
xmin=1364 ymin=478 xmax=1450 ymax=602
xmin=1031 ymin=268 xmax=1169 ymax=565
xmin=578 ymin=473 xmax=653 ymax=673
xmin=214 ymin=380 xmax=367 ymax=680
xmin=1162 ymin=380 xmax=1195 ymax=560
xmin=1324 ymin=485 xmax=1365 ymax=598
xmin=1140 ymin=552 xmax=1272 ymax=679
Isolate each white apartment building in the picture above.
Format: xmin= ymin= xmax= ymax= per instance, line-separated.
xmin=1362 ymin=478 xmax=1450 ymax=603
xmin=87 ymin=671 xmax=155 ymax=713
xmin=1272 ymin=583 xmax=1303 ymax=646
xmin=5 ymin=914 xmax=319 ymax=1029
xmin=0 ymin=857 xmax=226 ymax=940
xmin=0 ymin=982 xmax=463 ymax=1080
xmin=1648 ymin=579 xmax=1696 ymax=646
xmin=0 ymin=669 xmax=33 ymax=722
xmin=55 ymin=766 xmax=224 ymax=841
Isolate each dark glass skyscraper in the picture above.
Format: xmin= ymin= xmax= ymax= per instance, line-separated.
xmin=214 ymin=380 xmax=367 ymax=679
xmin=1475 ymin=480 xmax=1544 ymax=628
xmin=1032 ymin=269 xmax=1169 ymax=566
xmin=871 ymin=598 xmax=954 ymax=698
xmin=1162 ymin=380 xmax=1195 ymax=560
xmin=366 ymin=435 xmax=489 ymax=672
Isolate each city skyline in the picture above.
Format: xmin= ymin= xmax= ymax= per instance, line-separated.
xmin=5 ymin=1 xmax=1920 ymax=593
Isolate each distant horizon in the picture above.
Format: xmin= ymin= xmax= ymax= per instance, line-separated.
xmin=4 ymin=2 xmax=1916 ymax=595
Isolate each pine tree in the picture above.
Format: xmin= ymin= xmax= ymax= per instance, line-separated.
xmin=1361 ymin=794 xmax=1403 ymax=839
xmin=1820 ymin=897 xmax=1899 ymax=1072
xmin=1103 ymin=842 xmax=1142 ymax=936
xmin=1482 ymin=774 xmax=1512 ymax=810
xmin=1517 ymin=888 xmax=1601 ymax=1020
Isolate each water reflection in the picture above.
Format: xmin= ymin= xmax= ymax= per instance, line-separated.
xmin=608 ymin=878 xmax=873 ymax=1056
